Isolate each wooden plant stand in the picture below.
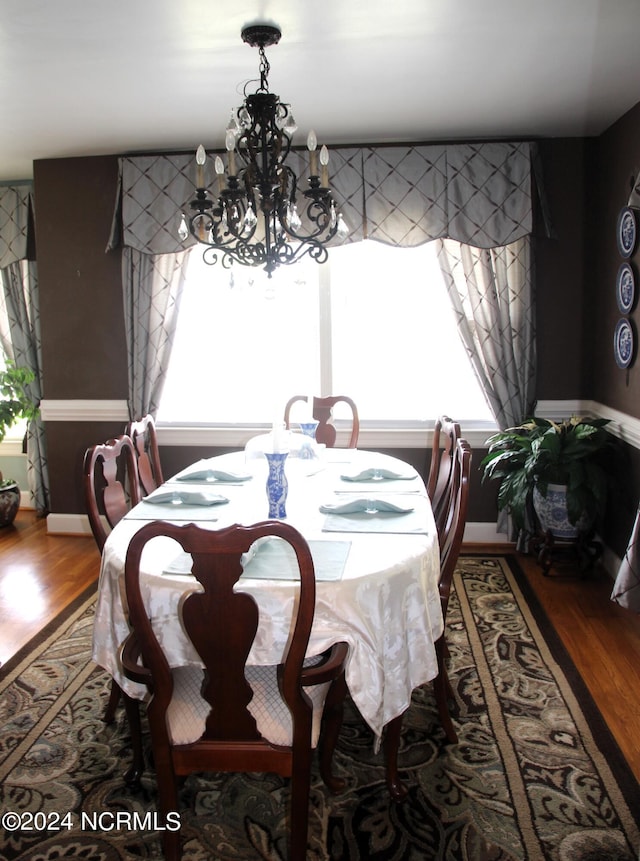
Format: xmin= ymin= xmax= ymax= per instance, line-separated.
xmin=529 ymin=529 xmax=603 ymax=577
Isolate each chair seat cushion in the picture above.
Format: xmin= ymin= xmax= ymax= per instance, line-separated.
xmin=166 ymin=662 xmax=330 ymax=748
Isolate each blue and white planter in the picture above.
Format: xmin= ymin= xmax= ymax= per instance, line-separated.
xmin=0 ymin=481 xmax=20 ymax=527
xmin=533 ymin=483 xmax=591 ymax=540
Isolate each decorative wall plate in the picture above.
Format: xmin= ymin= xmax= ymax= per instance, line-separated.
xmin=614 ymin=317 xmax=635 ymax=369
xmin=616 ymin=262 xmax=636 ymax=313
xmin=617 ymin=206 xmax=637 ymax=258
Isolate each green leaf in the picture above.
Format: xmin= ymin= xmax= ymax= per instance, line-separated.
xmin=0 ymin=360 xmax=38 ymax=443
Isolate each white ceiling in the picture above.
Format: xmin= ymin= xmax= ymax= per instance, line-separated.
xmin=1 ymin=0 xmax=640 ymax=182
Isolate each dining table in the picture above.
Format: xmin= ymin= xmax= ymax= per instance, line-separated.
xmin=92 ymin=440 xmax=443 ymax=799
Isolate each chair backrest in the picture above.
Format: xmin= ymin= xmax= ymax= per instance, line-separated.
xmin=122 ymin=519 xmax=343 ymax=859
xmin=82 ymin=435 xmax=141 ymax=553
xmin=284 ymin=395 xmax=360 ymax=448
xmin=125 ymin=519 xmax=317 ymax=746
xmin=427 ymin=416 xmax=461 ymax=537
xmin=438 ymin=438 xmax=471 ymax=623
xmin=126 ymin=413 xmax=163 ymax=496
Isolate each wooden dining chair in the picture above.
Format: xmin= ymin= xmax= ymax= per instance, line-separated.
xmin=82 ymin=434 xmax=144 ymax=779
xmin=126 ymin=413 xmax=163 ymax=496
xmin=83 ymin=434 xmax=142 ymax=554
xmin=284 ymin=395 xmax=360 ymax=448
xmin=432 ymin=437 xmax=471 ymax=744
xmin=121 ymin=519 xmax=349 ymax=861
xmin=427 ymin=416 xmax=461 ymax=540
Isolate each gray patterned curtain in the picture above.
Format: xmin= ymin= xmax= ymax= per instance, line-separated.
xmin=111 ymin=142 xmax=540 ymax=253
xmin=612 ymin=508 xmax=640 ymax=613
xmin=0 ymin=187 xmax=48 ymax=515
xmin=108 ymin=157 xmax=190 ymax=421
xmin=110 ymin=142 xmax=544 ymax=425
xmin=436 ymin=237 xmax=535 ymax=429
xmin=121 ymin=247 xmax=188 ymax=419
xmin=359 ymin=143 xmax=539 ymax=436
xmin=356 ymin=142 xmax=535 ymax=247
xmin=356 ymin=142 xmax=539 ymax=430
xmin=437 ymin=236 xmax=536 ymax=544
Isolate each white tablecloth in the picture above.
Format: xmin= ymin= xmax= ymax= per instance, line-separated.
xmin=92 ymin=448 xmax=442 ymax=742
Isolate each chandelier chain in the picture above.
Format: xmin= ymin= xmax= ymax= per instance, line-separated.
xmin=257 ymin=45 xmax=270 ymax=93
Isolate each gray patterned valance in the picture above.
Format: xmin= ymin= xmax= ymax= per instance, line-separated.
xmin=0 ymin=185 xmax=33 ymax=268
xmin=109 ymin=141 xmax=541 ymax=255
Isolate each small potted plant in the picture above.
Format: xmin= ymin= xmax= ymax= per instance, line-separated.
xmin=480 ymin=415 xmax=623 ymax=540
xmin=0 ymin=361 xmax=38 ymax=527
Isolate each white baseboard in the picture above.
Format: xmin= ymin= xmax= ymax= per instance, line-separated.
xmin=463 ymin=523 xmax=511 ymax=544
xmin=46 ymin=512 xmax=94 ymax=537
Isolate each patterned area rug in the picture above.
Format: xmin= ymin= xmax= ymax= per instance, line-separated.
xmin=0 ymin=556 xmax=638 ymax=860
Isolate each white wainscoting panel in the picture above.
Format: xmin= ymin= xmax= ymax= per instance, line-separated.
xmin=39 ymin=399 xmax=129 ymax=422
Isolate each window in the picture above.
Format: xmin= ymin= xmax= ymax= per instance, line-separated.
xmin=157 ymin=241 xmax=493 ymax=427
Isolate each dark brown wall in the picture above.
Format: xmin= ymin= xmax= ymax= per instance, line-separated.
xmin=35 ymin=155 xmax=126 ymax=398
xmin=587 ymin=102 xmax=640 ymax=414
xmin=584 ymin=102 xmax=640 ymax=553
xmin=34 ymin=155 xmax=128 ymax=513
xmin=534 ymin=139 xmax=587 ymax=400
xmin=532 ymin=118 xmax=640 ymax=556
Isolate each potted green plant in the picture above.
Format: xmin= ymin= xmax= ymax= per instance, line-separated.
xmin=480 ymin=415 xmax=622 ymax=539
xmin=0 ymin=361 xmax=38 ymax=527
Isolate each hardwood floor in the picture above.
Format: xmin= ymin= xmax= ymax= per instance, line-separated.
xmin=1 ymin=512 xmax=639 ymax=782
xmin=0 ymin=511 xmax=100 ymax=665
xmin=518 ymin=553 xmax=640 ymax=782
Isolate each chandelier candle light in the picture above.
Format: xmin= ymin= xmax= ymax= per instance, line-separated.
xmin=178 ymin=23 xmax=348 ymax=276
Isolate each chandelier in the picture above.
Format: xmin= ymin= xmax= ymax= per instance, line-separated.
xmin=178 ymin=23 xmax=348 ymax=277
